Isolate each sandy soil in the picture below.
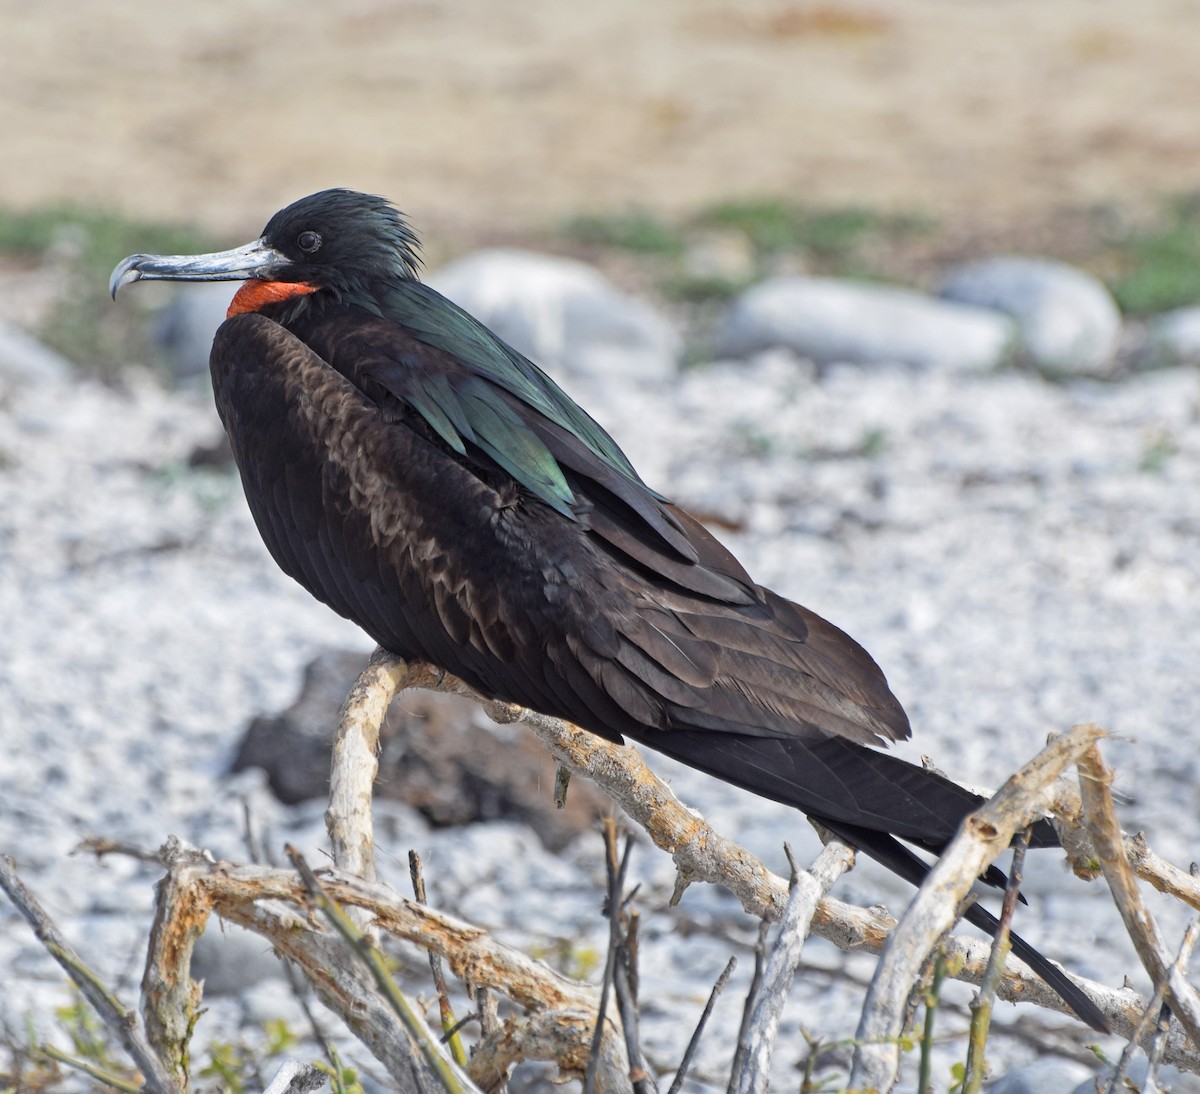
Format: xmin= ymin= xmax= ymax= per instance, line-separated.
xmin=2 ymin=1 xmax=1200 ymax=244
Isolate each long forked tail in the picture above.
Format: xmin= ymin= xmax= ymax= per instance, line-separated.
xmin=643 ymin=730 xmax=1111 ymax=1032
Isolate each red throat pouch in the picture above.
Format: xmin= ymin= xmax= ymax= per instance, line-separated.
xmin=227 ymin=280 xmax=319 ymax=318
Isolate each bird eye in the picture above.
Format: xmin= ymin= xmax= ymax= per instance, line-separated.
xmin=297 ymin=231 xmax=322 ymax=254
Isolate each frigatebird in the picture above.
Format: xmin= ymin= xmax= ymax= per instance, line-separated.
xmin=111 ymin=189 xmax=1107 ymax=1031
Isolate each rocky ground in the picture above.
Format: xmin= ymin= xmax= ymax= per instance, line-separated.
xmin=2 ymin=240 xmax=1199 ymax=1092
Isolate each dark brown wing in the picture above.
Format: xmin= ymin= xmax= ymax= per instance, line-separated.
xmin=207 ymin=310 xmax=1110 ymax=1032
xmin=212 ymin=308 xmax=907 ymax=737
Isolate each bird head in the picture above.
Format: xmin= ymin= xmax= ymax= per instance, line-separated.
xmin=109 ymin=189 xmax=423 ymax=311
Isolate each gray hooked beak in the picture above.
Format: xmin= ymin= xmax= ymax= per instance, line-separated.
xmin=109 ymin=238 xmax=287 ymax=299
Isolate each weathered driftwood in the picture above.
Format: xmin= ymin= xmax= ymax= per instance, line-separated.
xmin=8 ymin=647 xmax=1200 ymax=1092
xmin=1077 ymin=745 xmax=1200 ymax=1047
xmin=846 ymin=723 xmax=1107 ymax=1092
xmin=347 ymin=655 xmax=1200 ymax=1074
xmin=140 ymin=844 xmax=631 ymax=1093
xmin=731 ymin=839 xmax=856 ymax=1094
xmin=0 ymin=854 xmax=183 ymax=1094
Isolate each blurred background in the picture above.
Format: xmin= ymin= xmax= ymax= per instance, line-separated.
xmin=3 ymin=0 xmax=1200 ymax=254
xmin=4 ymin=0 xmax=1200 ymax=380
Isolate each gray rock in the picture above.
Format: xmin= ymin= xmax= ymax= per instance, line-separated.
xmin=939 ymin=256 xmax=1122 ymax=375
xmin=1150 ymin=305 xmax=1200 ymax=366
xmin=428 ymin=248 xmax=680 ymax=383
xmin=986 ymin=1059 xmax=1093 ymax=1093
xmin=713 ymin=276 xmax=1015 ymax=371
xmin=0 ymin=318 xmax=71 ymax=384
xmin=232 ymin=648 xmax=608 ymax=850
xmin=192 ymin=921 xmax=287 ymax=996
xmin=153 ymin=281 xmax=232 ymax=381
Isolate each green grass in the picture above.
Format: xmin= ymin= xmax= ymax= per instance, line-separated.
xmin=696 ymin=199 xmax=935 ymax=264
xmin=1107 ymin=195 xmax=1200 ymax=314
xmin=0 ymin=204 xmax=219 ymax=380
xmin=563 ymin=208 xmax=687 ymax=255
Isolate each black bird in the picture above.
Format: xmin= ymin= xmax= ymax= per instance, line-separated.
xmin=111 ymin=189 xmax=1106 ymax=1031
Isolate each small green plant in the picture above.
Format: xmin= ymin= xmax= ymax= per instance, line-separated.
xmin=857 ymin=427 xmax=889 ymax=459
xmin=199 ymin=1040 xmax=248 ymax=1093
xmin=661 ymin=272 xmax=754 ymax=303
xmin=528 ymin=937 xmax=602 ymax=981
xmin=315 ymin=1055 xmax=366 ymax=1094
xmin=1139 ymin=428 xmax=1179 ymax=472
xmin=563 ymin=209 xmax=686 ymax=255
xmin=52 ymin=994 xmax=116 ymax=1072
xmin=695 ymin=199 xmax=933 ymax=267
xmin=729 ymin=418 xmax=778 ymax=458
xmin=1107 ymin=194 xmax=1200 ymax=314
xmin=261 ymin=1019 xmax=299 ymax=1058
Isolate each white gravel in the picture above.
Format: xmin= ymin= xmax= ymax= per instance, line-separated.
xmin=2 ymin=347 xmax=1198 ymax=1091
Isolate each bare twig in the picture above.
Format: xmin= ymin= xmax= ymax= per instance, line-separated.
xmin=848 ymin=723 xmax=1107 ymax=1092
xmin=728 ymin=918 xmax=771 ymax=1093
xmin=1144 ymin=1003 xmax=1174 ymax=1093
xmin=1124 ymin=833 xmax=1200 ymax=913
xmin=963 ymin=834 xmax=1027 ymax=1094
xmin=287 ymin=845 xmax=472 ymax=1094
xmin=0 ymin=855 xmax=182 ymax=1094
xmin=36 ymin=1042 xmax=142 ymax=1094
xmin=73 ymin=837 xmax=164 ymax=863
xmin=1103 ymin=917 xmax=1200 ymax=1094
xmin=1077 ymin=745 xmax=1200 ymax=1048
xmin=731 ymin=839 xmax=856 ymax=1094
xmin=336 ymin=656 xmax=1200 ymax=1072
xmin=668 ymin=957 xmax=736 ymax=1094
xmin=410 ymin=851 xmax=468 ymax=1068
xmin=587 ymin=824 xmax=654 ymax=1094
xmin=917 ymin=954 xmax=948 ymax=1094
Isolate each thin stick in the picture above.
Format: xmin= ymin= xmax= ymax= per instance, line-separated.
xmin=36 ymin=1042 xmax=141 ymax=1094
xmin=1077 ymin=745 xmax=1200 ymax=1048
xmin=1105 ymin=914 xmax=1200 ymax=1094
xmin=848 ymin=723 xmax=1107 ymax=1092
xmin=1144 ymin=1002 xmax=1174 ymax=1093
xmin=668 ymin=957 xmax=737 ymax=1094
xmin=731 ymin=839 xmax=856 ymax=1094
xmin=586 ymin=821 xmax=622 ymax=1094
xmin=588 ymin=823 xmax=650 ymax=1094
xmin=728 ymin=918 xmax=771 ymax=1094
xmin=963 ymin=834 xmax=1027 ymax=1094
xmin=410 ymin=850 xmax=468 ymax=1068
xmin=0 ymin=855 xmax=181 ymax=1094
xmin=917 ymin=954 xmax=947 ymax=1094
xmin=286 ymin=845 xmax=471 ymax=1094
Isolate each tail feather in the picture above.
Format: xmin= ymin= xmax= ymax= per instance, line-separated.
xmin=816 ymin=820 xmax=1110 ymax=1033
xmin=643 ymin=728 xmax=1110 ymax=1033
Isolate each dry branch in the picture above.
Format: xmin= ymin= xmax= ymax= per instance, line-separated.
xmin=1077 ymin=745 xmax=1200 ymax=1048
xmin=847 ymin=723 xmax=1108 ymax=1092
xmin=327 ymin=645 xmax=410 ymax=894
xmin=17 ymin=649 xmax=1200 ymax=1092
xmin=731 ymin=840 xmax=856 ymax=1094
xmin=139 ymin=849 xmax=631 ymax=1092
xmin=0 ymin=855 xmax=182 ymax=1094
xmin=340 ymin=654 xmax=1200 ymax=1075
